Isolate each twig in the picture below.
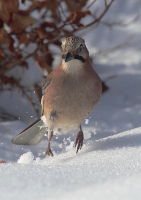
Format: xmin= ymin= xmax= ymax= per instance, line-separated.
xmin=58 ymin=2 xmax=76 ymax=31
xmin=104 ymin=0 xmax=108 ymax=7
xmin=0 ymin=48 xmax=38 ymax=75
xmin=87 ymin=0 xmax=97 ymax=9
xmin=0 ymin=34 xmax=64 ymax=75
xmin=79 ymin=0 xmax=114 ymax=30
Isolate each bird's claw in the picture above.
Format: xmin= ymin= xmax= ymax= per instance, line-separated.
xmin=45 ymin=147 xmax=54 ymax=157
xmin=45 ymin=134 xmax=54 ymax=156
xmin=74 ymin=130 xmax=84 ymax=153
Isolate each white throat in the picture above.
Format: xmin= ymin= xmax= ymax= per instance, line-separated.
xmin=62 ymin=59 xmax=83 ymax=74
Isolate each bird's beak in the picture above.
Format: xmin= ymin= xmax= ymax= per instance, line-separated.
xmin=63 ymin=52 xmax=75 ymax=62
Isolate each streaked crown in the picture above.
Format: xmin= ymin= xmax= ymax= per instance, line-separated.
xmin=62 ymin=36 xmax=85 ymax=53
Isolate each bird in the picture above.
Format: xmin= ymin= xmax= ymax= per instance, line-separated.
xmin=12 ymin=36 xmax=102 ymax=156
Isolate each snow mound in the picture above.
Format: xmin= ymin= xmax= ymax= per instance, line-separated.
xmin=17 ymin=151 xmax=34 ymax=164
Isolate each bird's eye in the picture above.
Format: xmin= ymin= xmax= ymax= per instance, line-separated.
xmin=79 ymin=44 xmax=84 ymax=52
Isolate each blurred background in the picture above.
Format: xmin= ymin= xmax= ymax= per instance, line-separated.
xmin=0 ymin=0 xmax=141 ymax=134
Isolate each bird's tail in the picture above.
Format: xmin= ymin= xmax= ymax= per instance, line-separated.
xmin=11 ymin=119 xmax=47 ymax=146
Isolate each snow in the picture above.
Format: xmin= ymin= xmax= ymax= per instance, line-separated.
xmin=17 ymin=151 xmax=34 ymax=164
xmin=1 ymin=127 xmax=141 ymax=200
xmin=1 ymin=1 xmax=141 ymax=199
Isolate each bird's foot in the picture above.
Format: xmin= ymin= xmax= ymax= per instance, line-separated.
xmin=45 ymin=147 xmax=54 ymax=157
xmin=74 ymin=130 xmax=84 ymax=153
xmin=45 ymin=140 xmax=54 ymax=157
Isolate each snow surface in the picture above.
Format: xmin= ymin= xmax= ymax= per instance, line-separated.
xmin=1 ymin=127 xmax=141 ymax=200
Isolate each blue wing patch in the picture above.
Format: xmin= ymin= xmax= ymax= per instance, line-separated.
xmin=42 ymin=82 xmax=50 ymax=95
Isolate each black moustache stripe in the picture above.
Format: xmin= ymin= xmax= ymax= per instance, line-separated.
xmin=62 ymin=54 xmax=85 ymax=63
xmin=74 ymin=55 xmax=85 ymax=63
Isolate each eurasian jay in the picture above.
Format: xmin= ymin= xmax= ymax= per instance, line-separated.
xmin=12 ymin=36 xmax=102 ymax=156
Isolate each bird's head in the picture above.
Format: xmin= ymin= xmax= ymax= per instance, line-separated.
xmin=61 ymin=36 xmax=89 ymax=63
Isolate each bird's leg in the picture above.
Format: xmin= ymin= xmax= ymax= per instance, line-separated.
xmin=75 ymin=125 xmax=84 ymax=153
xmin=45 ymin=129 xmax=54 ymax=156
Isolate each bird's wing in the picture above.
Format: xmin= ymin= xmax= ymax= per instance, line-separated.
xmin=11 ymin=119 xmax=47 ymax=146
xmin=11 ymin=74 xmax=53 ymax=146
xmin=42 ymin=73 xmax=52 ymax=95
xmin=41 ymin=72 xmax=52 ymax=115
